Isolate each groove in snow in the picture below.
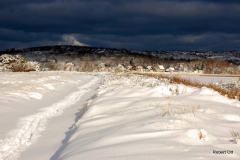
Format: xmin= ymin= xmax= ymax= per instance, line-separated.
xmin=0 ymin=77 xmax=99 ymax=160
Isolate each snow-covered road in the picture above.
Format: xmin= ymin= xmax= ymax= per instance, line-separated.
xmin=0 ymin=72 xmax=101 ymax=160
xmin=0 ymin=73 xmax=240 ymax=160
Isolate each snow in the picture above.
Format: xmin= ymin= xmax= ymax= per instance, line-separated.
xmin=177 ymin=75 xmax=239 ymax=84
xmin=0 ymin=73 xmax=240 ymax=160
xmin=0 ymin=72 xmax=100 ymax=160
xmin=153 ymin=73 xmax=239 ymax=84
xmin=56 ymin=74 xmax=240 ymax=160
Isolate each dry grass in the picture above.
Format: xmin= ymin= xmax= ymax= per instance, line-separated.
xmin=11 ymin=63 xmax=35 ymax=72
xmin=44 ymin=63 xmax=59 ymax=71
xmin=198 ymin=130 xmax=207 ymax=141
xmin=136 ymin=73 xmax=240 ymax=101
xmin=230 ymin=129 xmax=240 ymax=143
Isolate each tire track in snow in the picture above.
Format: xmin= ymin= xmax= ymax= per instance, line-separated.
xmin=0 ymin=77 xmax=99 ymax=160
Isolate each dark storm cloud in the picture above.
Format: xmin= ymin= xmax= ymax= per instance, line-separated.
xmin=0 ymin=0 xmax=240 ymax=51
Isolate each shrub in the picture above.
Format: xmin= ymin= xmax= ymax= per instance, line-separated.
xmin=44 ymin=62 xmax=59 ymax=71
xmin=10 ymin=63 xmax=33 ymax=72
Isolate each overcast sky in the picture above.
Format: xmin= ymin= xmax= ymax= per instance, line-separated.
xmin=1 ymin=0 xmax=240 ymax=51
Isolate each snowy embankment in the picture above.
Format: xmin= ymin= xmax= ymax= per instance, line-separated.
xmin=56 ymin=74 xmax=240 ymax=160
xmin=0 ymin=73 xmax=240 ymax=160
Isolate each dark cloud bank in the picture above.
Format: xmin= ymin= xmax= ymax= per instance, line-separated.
xmin=1 ymin=0 xmax=240 ymax=51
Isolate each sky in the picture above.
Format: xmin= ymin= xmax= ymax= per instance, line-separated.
xmin=1 ymin=0 xmax=240 ymax=51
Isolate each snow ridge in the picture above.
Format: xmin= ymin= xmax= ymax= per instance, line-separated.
xmin=0 ymin=76 xmax=99 ymax=160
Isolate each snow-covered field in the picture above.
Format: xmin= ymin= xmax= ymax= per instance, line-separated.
xmin=174 ymin=75 xmax=239 ymax=84
xmin=151 ymin=72 xmax=240 ymax=84
xmin=0 ymin=72 xmax=240 ymax=160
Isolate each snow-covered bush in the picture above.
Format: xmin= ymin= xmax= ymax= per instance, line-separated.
xmin=14 ymin=54 xmax=26 ymax=63
xmin=0 ymin=54 xmax=42 ymax=72
xmin=215 ymin=79 xmax=240 ymax=91
xmin=0 ymin=54 xmax=14 ymax=64
xmin=114 ymin=64 xmax=125 ymax=73
xmin=26 ymin=61 xmax=42 ymax=71
xmin=66 ymin=62 xmax=74 ymax=71
xmin=98 ymin=63 xmax=106 ymax=72
xmin=0 ymin=54 xmax=26 ymax=64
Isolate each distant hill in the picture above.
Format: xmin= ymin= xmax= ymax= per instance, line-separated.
xmin=1 ymin=45 xmax=240 ymax=65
